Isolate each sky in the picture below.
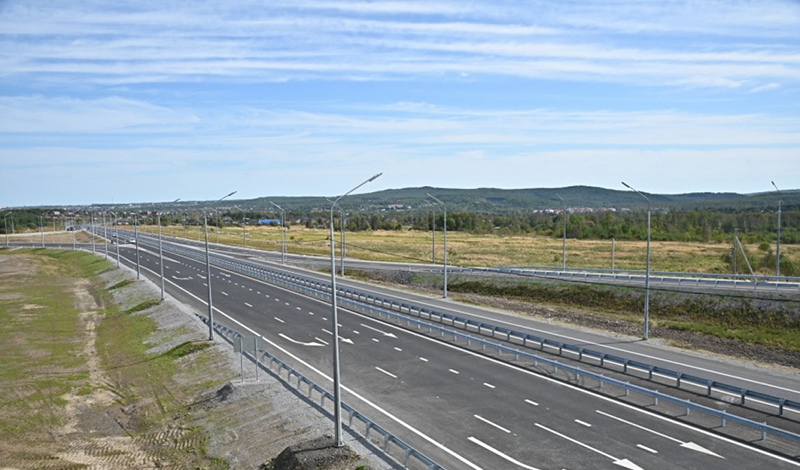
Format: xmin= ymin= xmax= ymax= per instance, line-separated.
xmin=1 ymin=0 xmax=799 ymax=207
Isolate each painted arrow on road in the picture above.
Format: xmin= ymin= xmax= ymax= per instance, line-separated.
xmin=278 ymin=333 xmax=324 ymax=347
xmin=359 ymin=323 xmax=398 ymax=338
xmin=534 ymin=423 xmax=645 ymax=470
xmin=596 ymin=410 xmax=723 ymax=459
xmin=321 ymin=328 xmax=354 ymax=345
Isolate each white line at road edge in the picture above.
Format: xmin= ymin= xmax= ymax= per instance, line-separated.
xmin=136 ymin=260 xmax=485 ymax=470
xmin=467 ymin=437 xmax=540 ymax=470
xmin=132 ymin=247 xmax=800 ymax=468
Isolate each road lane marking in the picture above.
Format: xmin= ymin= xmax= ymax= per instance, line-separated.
xmin=352 ymin=329 xmax=359 ymax=334
xmin=372 ymin=338 xmax=380 ymax=343
xmin=314 ymin=337 xmax=329 ymax=345
xmin=449 ymin=369 xmax=460 ymax=374
xmin=274 ymin=317 xmax=284 ymax=323
xmin=595 ymin=410 xmax=723 ymax=459
xmin=637 ymin=444 xmax=658 ymax=454
xmin=575 ymin=419 xmax=592 ymax=427
xmin=359 ymin=323 xmax=398 ymax=338
xmin=534 ymin=423 xmax=644 ymax=470
xmin=483 ymin=383 xmax=496 ymax=389
xmin=309 ymin=312 xmax=314 ymax=315
xmin=297 ymin=307 xmax=301 ymax=310
xmin=420 ymin=357 xmax=429 ymax=362
xmin=244 ymin=302 xmax=253 ymax=308
xmin=148 ymin=248 xmax=787 ymax=468
xmin=172 ymin=276 xmax=193 ymax=281
xmin=221 ymin=291 xmax=228 ymax=296
xmin=468 ymin=437 xmax=540 ymax=470
xmin=375 ymin=367 xmax=397 ymax=379
xmin=278 ymin=333 xmax=324 ymax=347
xmin=394 ymin=347 xmax=402 ymax=352
xmin=525 ymin=399 xmax=539 ymax=406
xmin=474 ymin=415 xmax=510 ymax=434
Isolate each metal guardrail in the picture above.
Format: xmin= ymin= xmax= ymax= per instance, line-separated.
xmin=201 ymin=316 xmax=445 ymax=470
xmin=103 ymin=229 xmax=800 ymax=443
xmin=465 ymin=266 xmax=800 ymax=292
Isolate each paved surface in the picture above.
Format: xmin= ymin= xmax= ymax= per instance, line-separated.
xmin=67 ymin=235 xmax=800 ymax=470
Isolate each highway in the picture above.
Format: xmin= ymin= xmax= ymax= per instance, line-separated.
xmin=74 ymin=236 xmax=800 ymax=470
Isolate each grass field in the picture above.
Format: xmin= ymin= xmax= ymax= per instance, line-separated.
xmin=0 ymin=249 xmax=228 ymax=468
xmin=142 ymin=224 xmax=797 ymax=275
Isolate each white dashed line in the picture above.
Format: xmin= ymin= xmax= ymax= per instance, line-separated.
xmin=449 ymin=369 xmax=460 ymax=375
xmin=244 ymin=302 xmax=253 ymax=308
xmin=474 ymin=415 xmax=510 ymax=434
xmin=352 ymin=330 xmax=359 ymax=334
xmin=637 ymin=444 xmax=658 ymax=454
xmin=297 ymin=307 xmax=301 ymax=310
xmin=372 ymin=338 xmax=380 ymax=343
xmin=419 ymin=357 xmax=429 ymax=362
xmin=221 ymin=291 xmax=229 ymax=296
xmin=308 ymin=312 xmax=314 ymax=315
xmin=483 ymin=383 xmax=496 ymax=389
xmin=394 ymin=347 xmax=403 ymax=352
xmin=575 ymin=420 xmax=592 ymax=428
xmin=375 ymin=367 xmax=398 ymax=379
xmin=525 ymin=399 xmax=539 ymax=406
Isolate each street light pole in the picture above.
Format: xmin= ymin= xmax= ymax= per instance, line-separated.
xmin=556 ymin=193 xmax=567 ymax=270
xmin=159 ymin=198 xmax=181 ymax=301
xmin=90 ymin=213 xmax=96 ymax=253
xmin=39 ymin=214 xmax=45 ymax=248
xmin=205 ymin=191 xmax=237 ymax=340
xmin=134 ymin=214 xmax=141 ymax=279
xmin=330 ymin=173 xmax=381 ymax=447
xmin=3 ymin=212 xmax=10 ymax=248
xmin=109 ymin=212 xmax=120 ymax=267
xmin=270 ymin=202 xmax=286 ymax=264
xmin=431 ymin=210 xmax=436 ymax=263
xmin=622 ymin=182 xmax=651 ymax=341
xmin=102 ymin=212 xmax=108 ymax=258
xmin=772 ymin=181 xmax=782 ymax=278
xmin=426 ymin=194 xmax=448 ymax=298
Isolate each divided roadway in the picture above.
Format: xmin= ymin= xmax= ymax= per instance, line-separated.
xmin=104 ymin=241 xmax=799 ymax=470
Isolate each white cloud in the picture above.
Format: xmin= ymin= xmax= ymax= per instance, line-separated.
xmin=749 ymin=82 xmax=781 ymax=93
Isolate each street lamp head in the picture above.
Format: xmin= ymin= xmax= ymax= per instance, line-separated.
xmin=368 ymin=172 xmax=383 ymax=183
xmin=772 ymin=181 xmax=780 ymax=194
xmin=223 ymin=191 xmax=237 ymax=200
xmin=621 ymin=181 xmax=632 ymax=190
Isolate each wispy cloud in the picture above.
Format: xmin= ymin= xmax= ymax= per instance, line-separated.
xmin=1 ymin=0 xmax=798 ymax=87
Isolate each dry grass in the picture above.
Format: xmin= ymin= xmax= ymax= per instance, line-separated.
xmin=143 ymin=225 xmax=798 ymax=274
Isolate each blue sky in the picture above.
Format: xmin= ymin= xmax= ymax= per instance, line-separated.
xmin=1 ymin=0 xmax=799 ymax=206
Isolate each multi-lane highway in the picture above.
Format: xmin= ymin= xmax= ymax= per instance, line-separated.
xmin=76 ymin=233 xmax=800 ymax=470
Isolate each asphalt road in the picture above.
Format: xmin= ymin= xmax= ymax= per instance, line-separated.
xmin=87 ymin=239 xmax=800 ymax=470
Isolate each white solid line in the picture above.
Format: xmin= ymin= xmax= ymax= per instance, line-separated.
xmin=449 ymin=369 xmax=459 ymax=374
xmin=420 ymin=357 xmax=429 ymax=362
xmin=468 ymin=437 xmax=540 ymax=470
xmin=534 ymin=423 xmax=616 ymax=461
xmin=314 ymin=337 xmax=329 ymax=345
xmin=525 ymin=399 xmax=539 ymax=406
xmin=375 ymin=367 xmax=397 ymax=379
xmin=483 ymin=383 xmax=496 ymax=389
xmin=394 ymin=347 xmax=403 ymax=352
xmin=575 ymin=419 xmax=592 ymax=428
xmin=244 ymin=302 xmax=253 ymax=308
xmin=274 ymin=317 xmax=284 ymax=323
xmin=474 ymin=415 xmax=511 ymax=434
xmin=637 ymin=444 xmax=658 ymax=454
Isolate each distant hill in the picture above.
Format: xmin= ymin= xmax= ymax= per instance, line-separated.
xmin=241 ymin=185 xmax=791 ymax=213
xmin=89 ymin=185 xmax=796 ymax=214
